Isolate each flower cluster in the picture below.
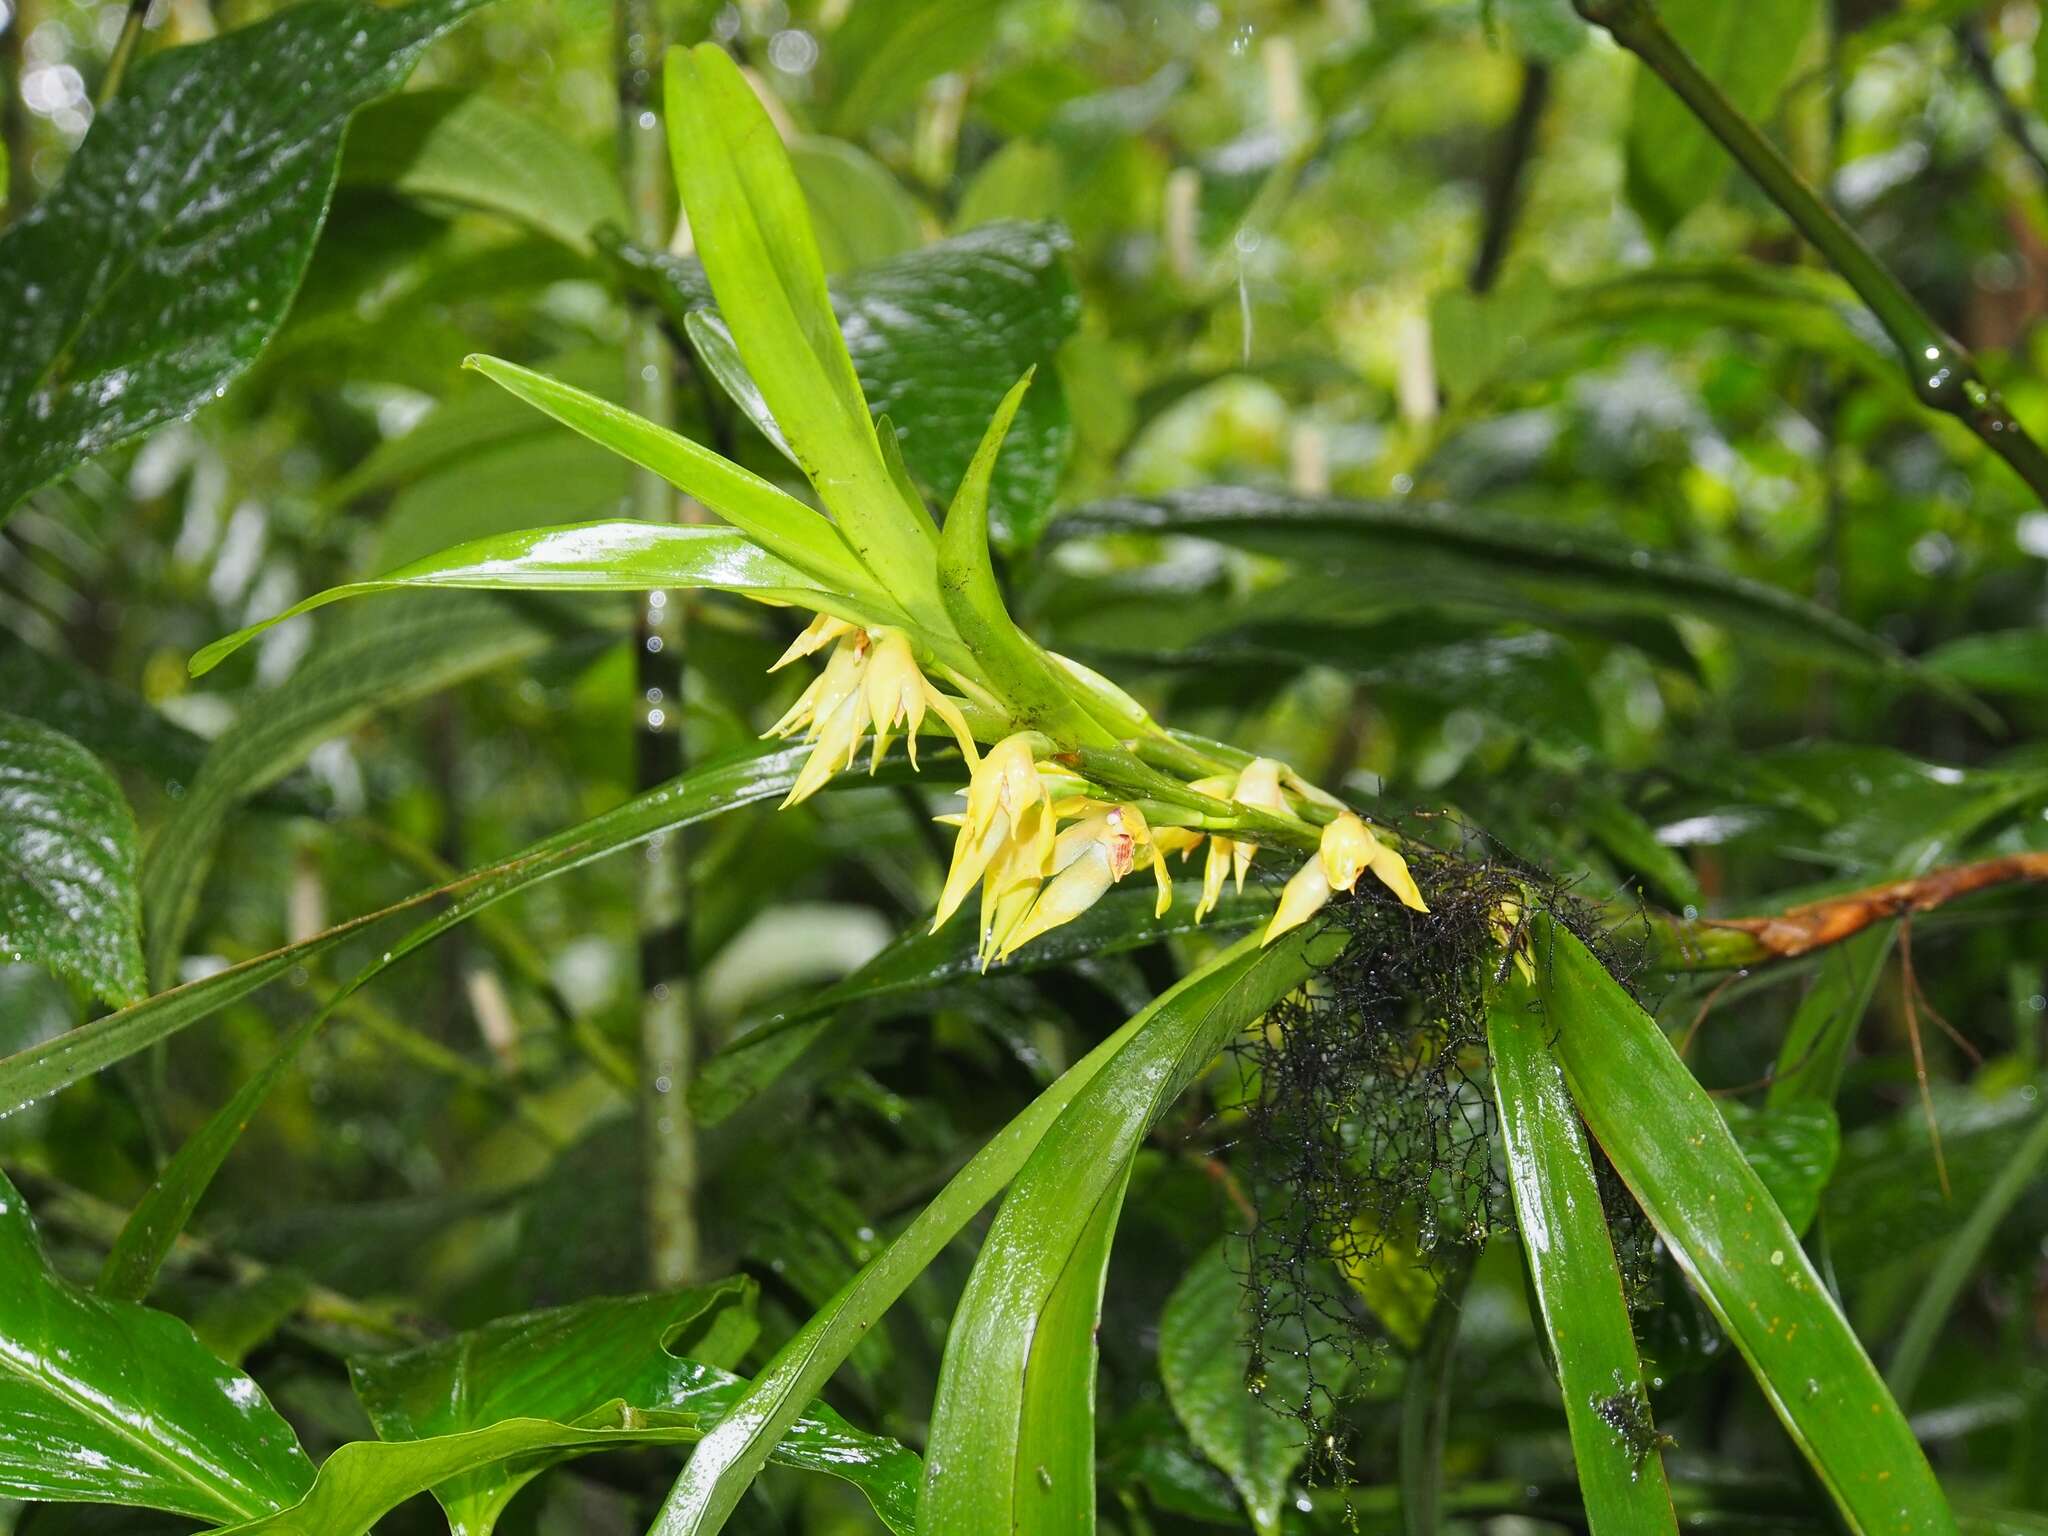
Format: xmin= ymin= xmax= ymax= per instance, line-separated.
xmin=914 ymin=742 xmax=1428 ymax=967
xmin=927 ymin=736 xmax=1178 ymax=968
xmin=764 ymin=615 xmax=979 ymax=807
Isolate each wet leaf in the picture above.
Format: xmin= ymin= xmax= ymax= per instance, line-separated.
xmin=345 ymin=1285 xmax=890 ymax=1536
xmin=0 ymin=1168 xmax=314 ymax=1522
xmin=921 ymin=934 xmax=1318 ymax=1532
xmin=1540 ymin=915 xmax=1955 ymax=1536
xmin=1488 ymin=976 xmax=1679 ymax=1532
xmin=605 ymin=219 xmax=1081 ymax=551
xmin=0 ymin=0 xmax=486 ymax=514
xmin=0 ymin=713 xmax=145 ymax=1006
xmin=1160 ymin=1242 xmax=1347 ymax=1536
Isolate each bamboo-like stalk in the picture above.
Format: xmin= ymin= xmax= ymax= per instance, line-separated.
xmin=615 ymin=0 xmax=699 ymax=1287
xmin=1575 ymin=0 xmax=2048 ymax=504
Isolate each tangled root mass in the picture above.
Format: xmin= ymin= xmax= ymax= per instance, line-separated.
xmin=1222 ymin=815 xmax=1654 ymax=1466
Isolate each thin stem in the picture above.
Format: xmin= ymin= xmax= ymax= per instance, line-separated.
xmin=1399 ymin=1248 xmax=1475 ymax=1536
xmin=1469 ymin=60 xmax=1551 ymax=294
xmin=617 ymin=0 xmax=699 ymax=1288
xmin=1575 ymin=0 xmax=2048 ymax=504
xmin=1955 ymin=19 xmax=2048 ymax=187
xmin=97 ymin=0 xmax=151 ymax=106
xmin=5 ymin=0 xmax=34 ymax=221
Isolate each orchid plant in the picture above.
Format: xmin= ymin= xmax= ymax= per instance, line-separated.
xmin=162 ymin=37 xmax=1962 ymax=1536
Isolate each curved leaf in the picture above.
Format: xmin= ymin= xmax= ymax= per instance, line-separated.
xmin=1487 ymin=975 xmax=1679 ymax=1533
xmin=98 ymin=742 xmax=840 ymax=1300
xmin=463 ymin=354 xmax=885 ymax=606
xmin=1537 ymin=914 xmax=1956 ymax=1536
xmin=605 ymin=219 xmax=1080 ymax=551
xmin=1039 ymin=488 xmax=1963 ymax=700
xmin=0 ymin=714 xmax=145 ymax=1006
xmin=190 ymin=521 xmax=829 ymax=676
xmin=0 ymin=1169 xmax=314 ymax=1523
xmin=921 ymin=932 xmax=1318 ymax=1531
xmin=0 ymin=742 xmax=821 ymax=1119
xmin=649 ymin=934 xmax=1303 ymax=1536
xmin=0 ymin=0 xmax=485 ymax=514
xmin=146 ymin=594 xmax=554 ymax=987
xmin=341 ymin=89 xmax=625 ymax=256
xmin=664 ymin=43 xmax=937 ymax=610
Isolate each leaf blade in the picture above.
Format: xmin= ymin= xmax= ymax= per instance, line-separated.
xmin=1538 ymin=914 xmax=1957 ymax=1536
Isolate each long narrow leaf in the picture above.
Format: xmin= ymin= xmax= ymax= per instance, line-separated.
xmin=649 ymin=932 xmax=1306 ymax=1536
xmin=1536 ymin=914 xmax=1956 ymax=1536
xmin=0 ymin=743 xmax=814 ymax=1118
xmin=663 ymin=43 xmax=940 ymax=612
xmin=144 ymin=595 xmax=553 ymax=988
xmin=463 ymin=354 xmax=885 ymax=605
xmin=921 ymin=932 xmax=1317 ymax=1531
xmin=98 ymin=742 xmax=851 ymax=1300
xmin=1486 ymin=975 xmax=1679 ymax=1533
xmin=190 ymin=521 xmax=835 ymax=677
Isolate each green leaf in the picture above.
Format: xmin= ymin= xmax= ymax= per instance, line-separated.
xmin=190 ymin=521 xmax=831 ymax=677
xmin=463 ymin=354 xmax=886 ymax=607
xmin=826 ymin=0 xmax=1006 ymax=133
xmin=96 ymin=742 xmax=841 ymax=1300
xmin=341 ymin=89 xmax=625 ymax=257
xmin=664 ymin=42 xmax=938 ymax=612
xmin=1924 ymin=629 xmax=2048 ymax=699
xmin=214 ymin=1409 xmax=729 ymax=1536
xmin=0 ymin=0 xmax=485 ymax=515
xmin=649 ymin=934 xmax=1309 ymax=1536
xmin=1538 ymin=914 xmax=1956 ymax=1536
xmin=606 ymin=220 xmax=1081 ymax=552
xmin=0 ymin=634 xmax=319 ymax=815
xmin=1487 ymin=976 xmax=1679 ymax=1533
xmin=0 ymin=1167 xmax=314 ymax=1522
xmin=1721 ymin=1101 xmax=1840 ymax=1237
xmin=938 ymin=371 xmax=1101 ymax=737
xmin=349 ymin=1285 xmax=764 ymax=1535
xmin=1626 ymin=0 xmax=1822 ymax=232
xmin=145 ymin=595 xmax=555 ymax=988
xmin=1160 ymin=1243 xmax=1346 ymax=1536
xmin=695 ymin=884 xmax=1273 ymax=1125
xmin=1040 ymin=489 xmax=1962 ymax=699
xmin=1887 ymin=1105 xmax=2048 ymax=1409
xmin=0 ymin=713 xmax=145 ymax=1006
xmin=0 ymin=741 xmax=818 ymax=1119
xmin=789 ymin=137 xmax=925 ymax=274
xmin=922 ymin=933 xmax=1318 ymax=1532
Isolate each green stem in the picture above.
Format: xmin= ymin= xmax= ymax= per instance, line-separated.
xmin=617 ymin=0 xmax=699 ymax=1288
xmin=96 ymin=0 xmax=151 ymax=105
xmin=1575 ymin=0 xmax=2048 ymax=504
xmin=1399 ymin=1249 xmax=1475 ymax=1536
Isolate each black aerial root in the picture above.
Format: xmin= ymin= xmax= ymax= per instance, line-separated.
xmin=1218 ymin=811 xmax=1657 ymax=1474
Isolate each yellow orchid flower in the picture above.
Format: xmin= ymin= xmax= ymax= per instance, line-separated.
xmin=994 ymin=803 xmax=1141 ymax=963
xmin=863 ymin=628 xmax=978 ymax=771
xmin=765 ymin=624 xmax=979 ymax=808
xmin=933 ymin=734 xmax=1054 ymax=933
xmin=1187 ymin=761 xmax=1288 ymax=922
xmin=1264 ymin=811 xmax=1430 ymax=945
xmin=770 ymin=612 xmax=857 ymax=672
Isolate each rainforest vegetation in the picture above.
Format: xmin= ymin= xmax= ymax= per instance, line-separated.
xmin=2 ymin=0 xmax=2047 ymax=1532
